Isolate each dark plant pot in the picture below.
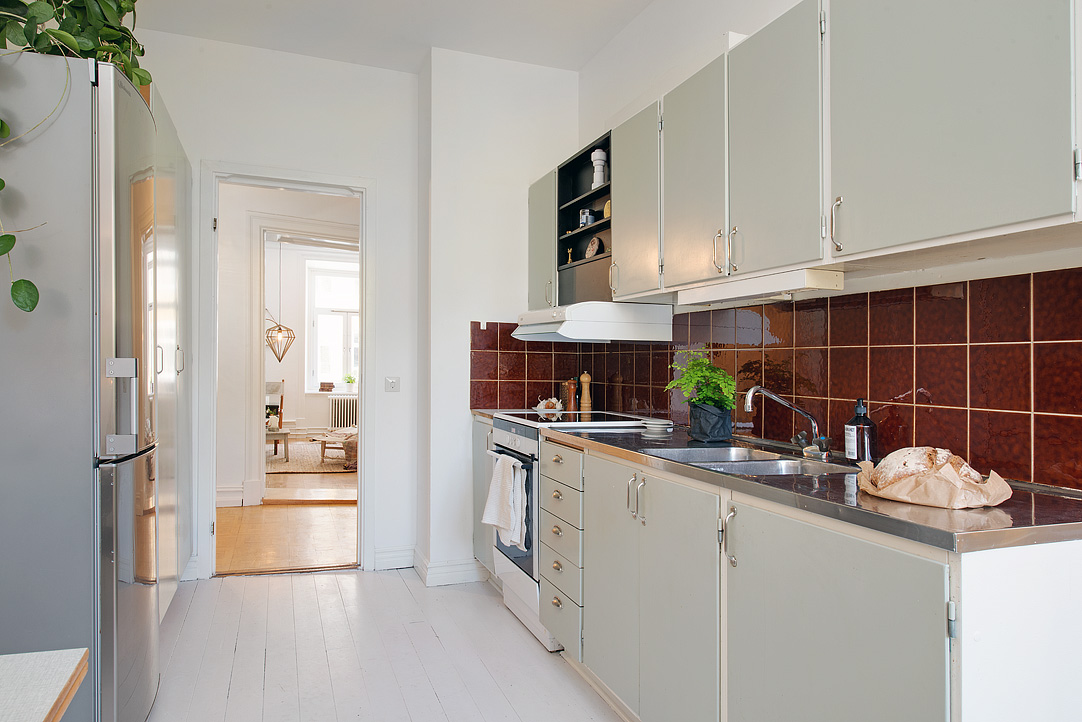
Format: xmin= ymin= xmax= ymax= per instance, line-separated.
xmin=689 ymin=403 xmax=734 ymax=443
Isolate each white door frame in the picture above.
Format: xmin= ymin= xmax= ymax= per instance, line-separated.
xmin=188 ymin=160 xmax=378 ymax=579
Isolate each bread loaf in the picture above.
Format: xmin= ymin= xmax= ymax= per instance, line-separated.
xmin=870 ymin=447 xmax=984 ymax=490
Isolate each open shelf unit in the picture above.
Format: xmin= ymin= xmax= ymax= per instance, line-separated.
xmin=556 ymin=132 xmax=612 ymax=302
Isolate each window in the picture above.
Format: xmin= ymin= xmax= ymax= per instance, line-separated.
xmin=306 ymin=263 xmax=359 ymax=391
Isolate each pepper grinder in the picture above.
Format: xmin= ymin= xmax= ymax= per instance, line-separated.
xmin=566 ymin=379 xmax=578 ymax=412
xmin=579 ymin=371 xmax=592 ymax=415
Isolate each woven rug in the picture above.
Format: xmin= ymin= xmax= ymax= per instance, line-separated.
xmin=266 ymin=439 xmax=352 ymax=474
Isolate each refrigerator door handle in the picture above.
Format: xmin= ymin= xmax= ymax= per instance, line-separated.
xmin=105 ymin=357 xmax=138 ymax=456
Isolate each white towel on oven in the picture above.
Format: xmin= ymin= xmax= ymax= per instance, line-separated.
xmin=483 ymin=451 xmax=527 ymax=551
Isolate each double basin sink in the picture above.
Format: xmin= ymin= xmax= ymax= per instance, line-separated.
xmin=641 ymin=446 xmax=854 ymax=477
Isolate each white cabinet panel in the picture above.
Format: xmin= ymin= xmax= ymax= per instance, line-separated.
xmin=527 ymin=172 xmax=557 ymax=309
xmin=610 ymin=102 xmax=662 ymax=298
xmin=471 ymin=417 xmax=494 ymax=573
xmin=829 ymin=0 xmax=1074 ymax=256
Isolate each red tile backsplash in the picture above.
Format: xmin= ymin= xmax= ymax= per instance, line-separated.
xmin=469 ymin=264 xmax=1082 ymax=491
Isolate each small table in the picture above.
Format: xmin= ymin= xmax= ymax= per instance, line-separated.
xmin=0 ymin=647 xmax=89 ymax=721
xmin=310 ymin=435 xmax=344 ymax=462
xmin=266 ymin=429 xmax=289 ymax=462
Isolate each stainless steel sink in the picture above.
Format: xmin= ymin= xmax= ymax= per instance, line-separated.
xmin=642 ymin=447 xmax=783 ymax=463
xmin=692 ymin=459 xmax=855 ymax=476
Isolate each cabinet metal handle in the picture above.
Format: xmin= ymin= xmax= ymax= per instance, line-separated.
xmin=552 ymin=525 xmax=563 ymax=537
xmin=726 ymin=226 xmax=739 ymax=274
xmin=609 ymin=262 xmax=619 ymax=292
xmin=552 ymin=560 xmax=563 ymax=572
xmin=552 ymin=489 xmax=563 ymax=500
xmin=156 ymin=345 xmax=165 ymax=374
xmin=175 ymin=345 xmax=185 ymax=373
xmin=635 ymin=478 xmax=647 ymax=525
xmin=552 ymin=454 xmax=563 ymax=464
xmin=830 ymin=196 xmax=844 ymax=251
xmin=722 ymin=506 xmax=738 ymax=567
xmin=627 ymin=475 xmax=637 ymax=516
xmin=552 ymin=597 xmax=563 ymax=609
xmin=712 ymin=229 xmax=725 ymax=273
xmin=545 ymin=279 xmax=553 ymax=307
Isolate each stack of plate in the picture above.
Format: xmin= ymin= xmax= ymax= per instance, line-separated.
xmin=642 ymin=418 xmax=674 ymax=438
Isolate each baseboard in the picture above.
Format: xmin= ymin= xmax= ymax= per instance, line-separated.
xmin=563 ymin=655 xmax=640 ymax=722
xmin=216 ymin=485 xmax=243 ymax=507
xmin=373 ymin=545 xmax=415 ymax=570
xmin=180 ymin=555 xmax=201 ymax=582
xmin=415 ymin=551 xmax=489 ymax=587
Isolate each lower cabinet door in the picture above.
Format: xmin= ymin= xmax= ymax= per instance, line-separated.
xmin=638 ymin=476 xmax=721 ymax=722
xmin=540 ymin=576 xmax=581 ymax=661
xmin=725 ymin=501 xmax=949 ymax=722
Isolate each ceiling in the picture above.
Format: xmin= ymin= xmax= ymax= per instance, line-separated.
xmin=136 ymin=0 xmax=657 ymax=74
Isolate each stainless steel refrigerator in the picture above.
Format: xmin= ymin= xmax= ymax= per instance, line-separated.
xmin=0 ymin=54 xmax=160 ymax=722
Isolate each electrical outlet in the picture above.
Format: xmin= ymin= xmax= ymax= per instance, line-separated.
xmin=385 ymin=377 xmax=400 ymax=392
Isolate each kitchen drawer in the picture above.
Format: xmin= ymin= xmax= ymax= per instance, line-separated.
xmin=540 ymin=440 xmax=582 ymax=490
xmin=539 ymin=541 xmax=582 ymax=606
xmin=540 ymin=576 xmax=582 ymax=661
xmin=540 ymin=508 xmax=582 ymax=566
xmin=540 ymin=475 xmax=583 ymax=529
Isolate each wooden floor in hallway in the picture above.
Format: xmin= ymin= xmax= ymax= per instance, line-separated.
xmin=149 ymin=569 xmax=622 ymax=722
xmin=215 ymin=504 xmax=357 ymax=575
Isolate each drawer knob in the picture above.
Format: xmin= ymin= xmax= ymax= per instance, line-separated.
xmin=552 ymin=597 xmax=563 ymax=609
xmin=552 ymin=560 xmax=562 ymax=572
xmin=552 ymin=490 xmax=563 ymax=500
xmin=552 ymin=454 xmax=563 ymax=464
xmin=552 ymin=525 xmax=563 ymax=537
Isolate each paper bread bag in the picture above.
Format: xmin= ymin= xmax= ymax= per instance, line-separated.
xmin=856 ymin=447 xmax=1012 ymax=509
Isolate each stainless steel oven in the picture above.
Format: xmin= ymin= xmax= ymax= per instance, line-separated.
xmin=490 ymin=444 xmax=535 ymax=580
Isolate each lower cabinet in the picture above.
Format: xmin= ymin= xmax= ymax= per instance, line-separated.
xmin=724 ymin=498 xmax=949 ymax=722
xmin=582 ymin=454 xmax=722 ymax=722
xmin=471 ymin=417 xmax=493 ymax=573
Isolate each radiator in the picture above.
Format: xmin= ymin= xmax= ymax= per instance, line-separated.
xmin=328 ymin=394 xmax=358 ymax=429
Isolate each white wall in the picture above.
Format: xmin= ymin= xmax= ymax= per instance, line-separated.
xmin=417 ymin=48 xmax=578 ymax=583
xmin=141 ymin=30 xmax=420 ymax=573
xmin=578 ymin=0 xmax=800 ymax=142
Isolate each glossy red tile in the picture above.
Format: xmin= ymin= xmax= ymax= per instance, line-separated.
xmin=829 ymin=294 xmax=868 ymax=347
xmin=526 ymin=381 xmax=555 ymax=406
xmin=795 ymin=298 xmax=828 ymax=347
xmin=763 ymin=302 xmax=794 ymax=348
xmin=470 ymin=381 xmax=498 ymax=409
xmin=969 ymin=410 xmax=1030 ymax=481
xmin=554 ymin=352 xmax=579 ymax=381
xmin=618 ymin=352 xmax=634 ymax=383
xmin=915 ymin=283 xmax=967 ymax=344
xmin=970 ymin=344 xmax=1030 ymax=411
xmin=498 ymin=352 xmax=526 ymax=381
xmin=733 ymin=399 xmax=762 ymax=438
xmin=1034 ymin=267 xmax=1082 ymax=341
xmin=915 ymin=346 xmax=967 ymax=407
xmin=689 ymin=310 xmax=712 ymax=347
xmin=497 ymin=322 xmax=526 ymax=351
xmin=497 ymin=381 xmax=526 ymax=410
xmin=525 ymin=340 xmax=554 ymax=353
xmin=651 ymin=386 xmax=671 ymax=416
xmin=914 ymin=406 xmax=968 ymax=457
xmin=471 ymin=321 xmax=498 ymax=351
xmin=794 ymin=347 xmax=828 ymax=398
xmin=526 ymin=352 xmax=553 ymax=381
xmin=630 ymin=386 xmax=652 ymax=415
xmin=736 ymin=306 xmax=764 ymax=348
xmin=761 ymin=395 xmax=794 ymax=444
xmin=634 ymin=350 xmax=652 ymax=385
xmin=1034 ymin=343 xmax=1082 ymax=414
xmin=670 ymin=386 xmax=690 ymax=426
xmin=868 ymin=403 xmax=914 ymax=457
xmin=792 ymin=396 xmax=828 ymax=441
xmin=827 ymin=398 xmax=858 ymax=444
xmin=711 ymin=308 xmax=736 ymax=349
xmin=763 ymin=348 xmax=795 ymax=396
xmin=736 ymin=349 xmax=764 ymax=393
xmin=652 ymin=350 xmax=673 ymax=386
xmin=969 ymin=275 xmax=1030 ymax=343
xmin=829 ymin=347 xmax=868 ymax=401
xmin=868 ymin=289 xmax=914 ymax=346
xmin=1034 ymin=414 xmax=1082 ymax=489
xmin=671 ymin=314 xmax=690 ymax=349
xmin=710 ymin=349 xmax=738 ymax=381
xmin=869 ymin=346 xmax=914 ymax=404
xmin=470 ymin=351 xmax=498 ymax=381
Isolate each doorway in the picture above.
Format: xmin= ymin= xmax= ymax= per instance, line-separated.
xmin=211 ymin=179 xmax=362 ymax=575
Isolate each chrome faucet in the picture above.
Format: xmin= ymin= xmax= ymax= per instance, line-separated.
xmin=744 ymin=385 xmax=832 ymax=460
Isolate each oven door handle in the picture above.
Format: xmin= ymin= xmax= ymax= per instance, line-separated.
xmin=488 ymin=448 xmax=535 ymax=469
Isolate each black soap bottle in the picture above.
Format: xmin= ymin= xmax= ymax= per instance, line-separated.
xmin=844 ymin=398 xmax=878 ymax=462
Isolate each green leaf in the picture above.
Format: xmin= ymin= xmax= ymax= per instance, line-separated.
xmin=11 ymin=278 xmax=39 ymax=312
xmin=58 ymin=15 xmax=77 ymax=34
xmin=97 ymin=25 xmax=122 ymax=40
xmin=75 ymin=33 xmax=93 ymax=51
xmin=25 ymin=1 xmax=54 ymax=23
xmin=5 ymin=20 xmax=25 ymax=46
xmin=84 ymin=0 xmax=105 ymax=28
xmin=32 ymin=29 xmax=50 ymax=52
xmin=0 ymin=177 xmax=6 ymax=191
xmin=44 ymin=28 xmax=80 ymax=52
xmin=0 ymin=234 xmax=15 ymax=256
xmin=95 ymin=0 xmax=120 ymax=26
xmin=23 ymin=18 xmax=37 ymax=44
xmin=0 ymin=118 xmax=8 ymax=139
xmin=130 ymin=67 xmax=151 ymax=86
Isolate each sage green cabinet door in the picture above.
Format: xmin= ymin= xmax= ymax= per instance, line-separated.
xmin=829 ymin=0 xmax=1074 ymax=256
xmin=610 ymin=102 xmax=661 ymax=299
xmin=726 ymin=501 xmax=949 ymax=722
xmin=639 ymin=476 xmax=721 ymax=722
xmin=471 ymin=417 xmax=494 ymax=573
xmin=582 ymin=455 xmax=640 ymax=714
xmin=728 ymin=0 xmax=822 ymax=275
xmin=661 ymin=54 xmax=727 ymax=288
xmin=527 ymin=171 xmax=557 ymax=310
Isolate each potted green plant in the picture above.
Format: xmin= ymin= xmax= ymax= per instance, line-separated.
xmin=665 ymin=347 xmax=736 ymax=442
xmin=342 ymin=374 xmax=357 ymax=394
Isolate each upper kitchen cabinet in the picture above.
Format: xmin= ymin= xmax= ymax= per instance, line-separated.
xmin=527 ymin=171 xmax=557 ymax=310
xmin=610 ymin=102 xmax=663 ymax=299
xmin=661 ymin=54 xmax=728 ymax=289
xmin=828 ymin=0 xmax=1074 ymax=257
xmin=555 ymin=134 xmax=613 ymax=305
xmin=728 ymin=0 xmax=822 ymax=275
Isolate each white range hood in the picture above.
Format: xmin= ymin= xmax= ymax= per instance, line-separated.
xmin=512 ymin=302 xmax=673 ymax=344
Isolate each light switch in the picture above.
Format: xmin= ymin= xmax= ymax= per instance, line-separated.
xmin=385 ymin=377 xmax=400 ymax=392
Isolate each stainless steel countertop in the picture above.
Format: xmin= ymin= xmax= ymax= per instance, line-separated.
xmin=541 ymin=427 xmax=1082 ymax=553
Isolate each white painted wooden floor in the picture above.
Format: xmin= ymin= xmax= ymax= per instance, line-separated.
xmin=149 ymin=569 xmax=623 ymax=722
